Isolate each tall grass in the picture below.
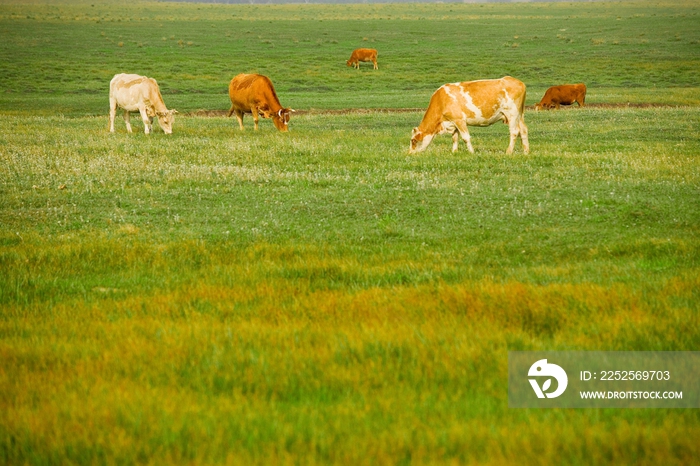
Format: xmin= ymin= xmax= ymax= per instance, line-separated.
xmin=1 ymin=1 xmax=700 ymax=464
xmin=2 ymin=105 xmax=699 ymax=463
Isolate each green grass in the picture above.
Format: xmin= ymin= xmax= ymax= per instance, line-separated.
xmin=1 ymin=1 xmax=700 ymax=464
xmin=1 ymin=0 xmax=699 ymax=115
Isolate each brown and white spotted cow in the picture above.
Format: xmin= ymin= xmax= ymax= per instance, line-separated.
xmin=346 ymin=48 xmax=378 ymax=70
xmin=535 ymin=83 xmax=587 ymax=110
xmin=409 ymin=76 xmax=529 ymax=155
xmin=109 ymin=73 xmax=177 ymax=134
xmin=228 ymin=73 xmax=294 ymax=132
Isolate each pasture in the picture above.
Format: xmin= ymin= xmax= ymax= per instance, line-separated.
xmin=1 ymin=1 xmax=699 ymax=464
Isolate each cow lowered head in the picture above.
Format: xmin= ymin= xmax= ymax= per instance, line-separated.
xmin=257 ymin=105 xmax=295 ymax=132
xmin=409 ymin=127 xmax=435 ymax=154
xmin=154 ymin=109 xmax=178 ymax=134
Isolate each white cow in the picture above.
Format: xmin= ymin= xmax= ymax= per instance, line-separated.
xmin=109 ymin=73 xmax=177 ymax=134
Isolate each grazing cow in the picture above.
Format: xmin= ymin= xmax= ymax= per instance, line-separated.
xmin=535 ymin=83 xmax=587 ymax=110
xmin=228 ymin=73 xmax=294 ymax=132
xmin=109 ymin=73 xmax=177 ymax=134
xmin=346 ymin=48 xmax=378 ymax=70
xmin=409 ymin=76 xmax=529 ymax=155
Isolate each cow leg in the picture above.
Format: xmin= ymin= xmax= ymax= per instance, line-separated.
xmin=123 ymin=110 xmax=133 ymax=133
xmin=251 ymin=108 xmax=260 ymax=131
xmin=451 ymin=131 xmax=460 ymax=152
xmin=506 ymin=118 xmax=518 ymax=154
xmin=373 ymin=59 xmax=378 ymax=70
xmin=109 ymin=99 xmax=117 ymax=133
xmin=518 ymin=116 xmax=530 ymax=155
xmin=454 ymin=121 xmax=474 ymax=153
xmin=506 ymin=116 xmax=529 ymax=155
xmin=235 ymin=111 xmax=245 ymax=130
xmin=138 ymin=107 xmax=151 ymax=134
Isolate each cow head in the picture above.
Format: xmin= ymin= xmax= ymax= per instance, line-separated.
xmin=271 ymin=108 xmax=295 ymax=132
xmin=409 ymin=127 xmax=434 ymax=154
xmin=346 ymin=59 xmax=353 ymax=67
xmin=157 ymin=109 xmax=178 ymax=134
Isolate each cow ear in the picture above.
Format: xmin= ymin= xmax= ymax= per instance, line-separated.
xmin=290 ymin=108 xmax=296 ymax=113
xmin=258 ymin=105 xmax=272 ymax=117
xmin=171 ymin=109 xmax=179 ymax=115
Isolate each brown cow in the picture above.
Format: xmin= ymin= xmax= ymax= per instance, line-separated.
xmin=346 ymin=48 xmax=378 ymax=70
xmin=109 ymin=73 xmax=177 ymax=134
xmin=535 ymin=83 xmax=587 ymax=110
xmin=228 ymin=73 xmax=294 ymax=132
xmin=410 ymin=76 xmax=529 ymax=155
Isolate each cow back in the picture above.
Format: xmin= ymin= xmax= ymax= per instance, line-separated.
xmin=469 ymin=77 xmax=524 ymax=111
xmin=229 ymin=73 xmax=282 ymax=110
xmin=434 ymin=76 xmax=526 ymax=124
xmin=354 ymin=48 xmax=376 ymax=59
xmin=229 ymin=73 xmax=263 ymax=93
xmin=111 ymin=73 xmax=149 ymax=89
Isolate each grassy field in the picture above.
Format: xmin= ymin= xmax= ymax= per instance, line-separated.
xmin=1 ymin=0 xmax=699 ymax=114
xmin=1 ymin=1 xmax=700 ymax=464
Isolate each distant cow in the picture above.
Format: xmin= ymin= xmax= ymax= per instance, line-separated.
xmin=409 ymin=76 xmax=529 ymax=155
xmin=535 ymin=83 xmax=587 ymax=110
xmin=228 ymin=73 xmax=294 ymax=132
xmin=109 ymin=73 xmax=177 ymax=134
xmin=346 ymin=48 xmax=378 ymax=70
